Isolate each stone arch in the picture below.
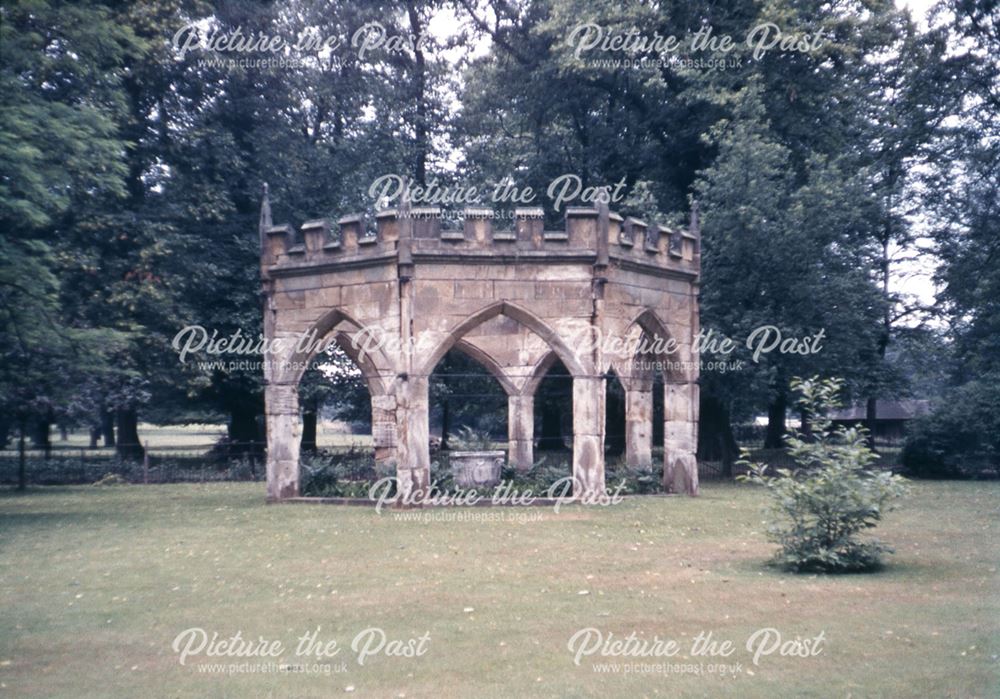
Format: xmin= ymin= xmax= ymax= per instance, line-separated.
xmin=428 ymin=341 xmax=512 ymax=455
xmin=617 ymin=307 xmax=698 ymax=492
xmin=522 ymin=350 xmax=560 ymax=398
xmin=260 ymin=190 xmax=701 ymax=501
xmin=451 ymin=339 xmax=518 ymax=397
xmin=415 ymin=301 xmax=587 ymax=380
xmin=280 ymin=307 xmax=394 ymax=396
xmin=263 ymin=308 xmax=399 ymax=500
xmin=625 ymin=309 xmax=685 ymax=375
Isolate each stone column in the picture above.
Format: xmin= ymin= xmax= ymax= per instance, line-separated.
xmin=265 ymin=382 xmax=301 ymax=501
xmin=663 ymin=381 xmax=699 ymax=496
xmin=394 ymin=375 xmax=430 ymax=505
xmin=625 ymin=387 xmax=653 ymax=471
xmin=572 ymin=376 xmax=606 ymax=498
xmin=508 ymin=394 xmax=534 ymax=470
xmin=371 ymin=394 xmax=398 ymax=477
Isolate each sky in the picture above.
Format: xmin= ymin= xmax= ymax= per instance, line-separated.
xmin=897 ymin=0 xmax=940 ymax=28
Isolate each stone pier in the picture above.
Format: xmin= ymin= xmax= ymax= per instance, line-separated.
xmin=259 ymin=190 xmax=702 ymax=502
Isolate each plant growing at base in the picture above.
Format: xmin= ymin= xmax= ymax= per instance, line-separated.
xmin=449 ymin=425 xmax=496 ymax=451
xmin=739 ymin=376 xmax=908 ymax=573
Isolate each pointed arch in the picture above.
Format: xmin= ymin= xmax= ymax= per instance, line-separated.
xmin=621 ymin=307 xmax=687 ymax=383
xmin=282 ymin=307 xmax=393 ymax=396
xmin=522 ymin=350 xmax=560 ymax=398
xmin=415 ymin=301 xmax=587 ymax=379
xmin=452 ymin=339 xmax=518 ymax=396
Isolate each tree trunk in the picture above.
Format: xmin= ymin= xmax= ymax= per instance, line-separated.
xmin=604 ymin=379 xmax=626 ymax=456
xmin=17 ymin=422 xmax=26 ymax=491
xmin=89 ymin=426 xmax=100 ymax=449
xmin=800 ymin=408 xmax=813 ymax=440
xmin=300 ymin=397 xmax=318 ymax=455
xmin=115 ymin=408 xmax=144 ymax=460
xmin=31 ymin=415 xmax=51 ymax=454
xmin=228 ymin=401 xmax=262 ymax=458
xmin=439 ymin=398 xmax=451 ymax=451
xmin=764 ymin=392 xmax=787 ymax=449
xmin=865 ymin=396 xmax=878 ymax=451
xmin=405 ymin=0 xmax=428 ymax=185
xmin=697 ymin=394 xmax=739 ymax=477
xmin=0 ymin=414 xmax=9 ymax=449
xmin=101 ymin=408 xmax=116 ymax=447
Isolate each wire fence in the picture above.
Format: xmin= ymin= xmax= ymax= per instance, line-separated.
xmin=0 ymin=442 xmax=360 ymax=486
xmin=0 ymin=432 xmax=905 ymax=486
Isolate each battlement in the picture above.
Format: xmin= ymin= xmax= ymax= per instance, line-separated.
xmin=261 ymin=200 xmax=700 ymax=277
xmin=258 ymin=184 xmax=702 ymax=502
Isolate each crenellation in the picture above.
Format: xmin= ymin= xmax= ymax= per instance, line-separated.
xmin=266 ymin=202 xmax=700 ymax=275
xmin=608 ymin=211 xmax=623 ymax=249
xmin=680 ymin=228 xmax=697 ymax=261
xmin=463 ymin=207 xmax=494 ymax=244
xmin=514 ymin=207 xmax=544 ymax=247
xmin=668 ymin=227 xmax=683 ymax=258
xmin=410 ymin=207 xmax=442 ymax=239
xmin=266 ymin=223 xmax=294 ymax=259
xmin=260 ymin=181 xmax=700 ymax=503
xmin=565 ymin=207 xmax=598 ymax=248
xmin=300 ymin=218 xmax=331 ymax=255
xmin=643 ymin=224 xmax=661 ymax=253
xmin=374 ymin=209 xmax=399 ymax=244
xmin=337 ymin=214 xmax=362 ymax=251
xmin=620 ymin=217 xmax=645 ymax=248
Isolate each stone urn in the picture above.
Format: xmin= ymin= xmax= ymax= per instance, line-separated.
xmin=449 ymin=450 xmax=505 ymax=490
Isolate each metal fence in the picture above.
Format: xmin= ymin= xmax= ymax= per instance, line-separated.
xmin=1 ymin=433 xmax=905 ymax=487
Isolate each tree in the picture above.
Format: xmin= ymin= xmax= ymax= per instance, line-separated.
xmin=853 ymin=10 xmax=955 ymax=445
xmin=741 ymin=377 xmax=908 ymax=573
xmin=0 ymin=0 xmax=139 ymax=479
xmin=695 ymin=84 xmax=883 ymax=461
xmin=903 ymin=0 xmax=1000 ymax=477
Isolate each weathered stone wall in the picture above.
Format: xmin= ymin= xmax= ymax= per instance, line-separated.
xmin=260 ymin=192 xmax=701 ymax=503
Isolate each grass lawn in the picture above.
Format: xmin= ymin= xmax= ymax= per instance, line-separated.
xmin=0 ymin=481 xmax=997 ymax=698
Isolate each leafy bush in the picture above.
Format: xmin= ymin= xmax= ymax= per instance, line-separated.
xmin=604 ymin=455 xmax=663 ymax=494
xmin=739 ymin=377 xmax=908 ymax=573
xmin=424 ymin=458 xmax=453 ymax=494
xmin=300 ymin=449 xmax=378 ymax=497
xmin=902 ymin=375 xmax=1000 ymax=479
xmin=449 ymin=426 xmax=497 ymax=451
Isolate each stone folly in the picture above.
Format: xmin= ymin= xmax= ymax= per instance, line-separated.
xmin=259 ymin=187 xmax=701 ymax=503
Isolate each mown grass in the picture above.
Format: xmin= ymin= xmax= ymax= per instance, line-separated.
xmin=0 ymin=481 xmax=996 ymax=698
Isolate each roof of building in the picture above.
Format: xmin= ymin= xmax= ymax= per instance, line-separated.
xmin=829 ymin=399 xmax=931 ymax=422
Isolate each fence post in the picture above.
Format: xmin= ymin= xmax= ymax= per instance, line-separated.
xmin=143 ymin=441 xmax=150 ymax=484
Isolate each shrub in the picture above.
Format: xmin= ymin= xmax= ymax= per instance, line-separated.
xmin=902 ymin=375 xmax=1000 ymax=479
xmin=449 ymin=426 xmax=497 ymax=451
xmin=503 ymin=456 xmax=572 ymax=492
xmin=739 ymin=377 xmax=908 ymax=573
xmin=300 ymin=449 xmax=377 ymax=497
xmin=604 ymin=455 xmax=663 ymax=494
